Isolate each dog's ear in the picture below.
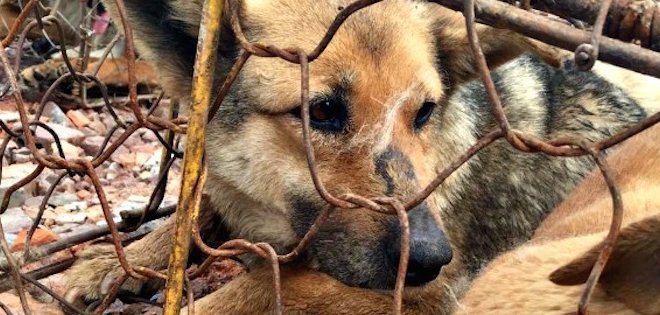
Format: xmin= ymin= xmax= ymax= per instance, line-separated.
xmin=103 ymin=0 xmax=238 ymax=100
xmin=549 ymin=214 xmax=660 ymax=314
xmin=431 ymin=6 xmax=565 ymax=86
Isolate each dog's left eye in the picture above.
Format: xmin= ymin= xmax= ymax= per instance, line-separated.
xmin=414 ymin=101 xmax=436 ymax=130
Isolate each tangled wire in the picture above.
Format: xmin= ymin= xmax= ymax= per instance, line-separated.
xmin=0 ymin=0 xmax=659 ymax=314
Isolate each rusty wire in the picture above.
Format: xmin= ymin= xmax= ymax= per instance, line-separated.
xmin=0 ymin=0 xmax=658 ymax=314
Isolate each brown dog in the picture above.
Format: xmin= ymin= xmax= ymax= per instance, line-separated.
xmin=180 ymin=117 xmax=660 ymax=315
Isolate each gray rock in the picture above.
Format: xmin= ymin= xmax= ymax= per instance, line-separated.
xmin=33 ymin=123 xmax=85 ymax=145
xmin=81 ymin=136 xmax=106 ymax=156
xmin=47 ymin=193 xmax=79 ymax=207
xmin=0 ymin=111 xmax=20 ymax=123
xmin=1 ymin=207 xmax=33 ymax=234
xmin=55 ymin=212 xmax=86 ymax=224
xmin=42 ymin=101 xmax=72 ymax=126
xmin=1 ymin=163 xmax=38 ymax=208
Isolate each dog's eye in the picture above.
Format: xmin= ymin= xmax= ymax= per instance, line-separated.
xmin=291 ymin=97 xmax=347 ymax=133
xmin=414 ymin=101 xmax=436 ymax=130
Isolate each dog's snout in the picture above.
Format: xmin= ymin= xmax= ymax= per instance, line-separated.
xmin=387 ymin=202 xmax=452 ymax=286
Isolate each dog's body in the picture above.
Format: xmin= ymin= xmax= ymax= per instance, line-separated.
xmin=65 ymin=0 xmax=650 ymax=313
xmin=457 ymin=122 xmax=660 ymax=315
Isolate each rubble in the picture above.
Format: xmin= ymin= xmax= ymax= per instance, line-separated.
xmin=0 ymin=21 xmax=200 ymax=313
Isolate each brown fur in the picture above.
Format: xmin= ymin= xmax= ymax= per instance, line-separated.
xmin=20 ymin=56 xmax=158 ymax=88
xmin=180 ymin=117 xmax=660 ymax=315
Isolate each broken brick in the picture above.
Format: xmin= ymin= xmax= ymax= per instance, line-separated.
xmin=66 ymin=110 xmax=91 ymax=128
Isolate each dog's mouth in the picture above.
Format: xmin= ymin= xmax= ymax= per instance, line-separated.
xmin=290 ymin=197 xmax=453 ymax=290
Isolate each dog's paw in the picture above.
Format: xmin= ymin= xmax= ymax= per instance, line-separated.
xmin=64 ymin=245 xmax=148 ymax=302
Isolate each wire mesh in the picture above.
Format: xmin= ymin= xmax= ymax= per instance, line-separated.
xmin=0 ymin=0 xmax=658 ymax=314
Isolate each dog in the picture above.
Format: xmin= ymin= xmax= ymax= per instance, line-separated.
xmin=64 ymin=1 xmax=649 ymax=313
xmin=179 ymin=116 xmax=660 ymax=315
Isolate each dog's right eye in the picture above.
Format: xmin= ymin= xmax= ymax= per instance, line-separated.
xmin=290 ymin=97 xmax=347 ymax=133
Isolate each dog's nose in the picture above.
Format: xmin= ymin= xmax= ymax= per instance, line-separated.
xmin=387 ymin=202 xmax=453 ymax=286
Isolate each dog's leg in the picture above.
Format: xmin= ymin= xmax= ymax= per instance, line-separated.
xmin=65 ymin=197 xmax=226 ymax=302
xmin=65 ymin=217 xmax=175 ymax=301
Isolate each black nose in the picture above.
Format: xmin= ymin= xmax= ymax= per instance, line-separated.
xmin=387 ymin=202 xmax=453 ymax=286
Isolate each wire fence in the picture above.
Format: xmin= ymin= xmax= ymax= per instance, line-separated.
xmin=0 ymin=0 xmax=658 ymax=314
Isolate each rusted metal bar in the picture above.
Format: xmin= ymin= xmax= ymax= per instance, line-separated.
xmin=0 ymin=258 xmax=74 ymax=293
xmin=161 ymin=0 xmax=224 ymax=313
xmin=0 ymin=205 xmax=176 ymax=273
xmin=531 ymin=0 xmax=660 ymax=51
xmin=573 ymin=0 xmax=613 ymax=71
xmin=431 ymin=0 xmax=660 ymax=77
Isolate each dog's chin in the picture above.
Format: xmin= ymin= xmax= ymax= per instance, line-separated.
xmin=328 ymin=270 xmax=440 ymax=292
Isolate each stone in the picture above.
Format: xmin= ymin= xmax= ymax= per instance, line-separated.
xmin=5 ymin=140 xmax=17 ymax=150
xmin=131 ymin=143 xmax=157 ymax=153
xmin=51 ymin=223 xmax=78 ymax=234
xmin=33 ymin=123 xmax=85 ymax=145
xmin=42 ymin=101 xmax=72 ymax=126
xmin=141 ymin=130 xmax=160 ymax=143
xmin=111 ymin=145 xmax=135 ymax=167
xmin=143 ymin=151 xmax=161 ymax=172
xmin=4 ymin=233 xmax=17 ymax=246
xmin=106 ymin=162 xmax=120 ymax=180
xmin=87 ymin=111 xmax=101 ymax=122
xmin=23 ymin=196 xmax=44 ymax=209
xmin=0 ymin=111 xmax=20 ymax=123
xmin=81 ymin=136 xmax=106 ymax=156
xmin=139 ymin=171 xmax=153 ymax=181
xmin=0 ymin=164 xmax=37 ymax=207
xmin=135 ymin=152 xmax=152 ymax=166
xmin=23 ymin=206 xmax=41 ymax=219
xmin=42 ymin=209 xmax=57 ymax=220
xmin=10 ymin=228 xmax=59 ymax=251
xmin=55 ymin=212 xmax=86 ymax=224
xmin=64 ymin=201 xmax=87 ymax=211
xmin=3 ymin=163 xmax=36 ymax=178
xmin=51 ymin=141 xmax=83 ymax=159
xmin=89 ymin=120 xmax=107 ymax=134
xmin=107 ymin=162 xmax=122 ymax=173
xmin=54 ymin=177 xmax=76 ymax=193
xmin=84 ymin=204 xmax=104 ymax=220
xmin=122 ymin=132 xmax=143 ymax=148
xmin=36 ymin=178 xmax=52 ymax=196
xmin=76 ymin=189 xmax=91 ymax=199
xmin=101 ymin=114 xmax=117 ymax=130
xmin=12 ymin=148 xmax=32 ymax=163
xmin=0 ymin=207 xmax=33 ymax=234
xmin=113 ymin=195 xmax=149 ymax=216
xmin=66 ymin=110 xmax=91 ymax=128
xmin=43 ymin=171 xmax=62 ymax=185
xmin=43 ymin=218 xmax=55 ymax=227
xmin=47 ymin=193 xmax=79 ymax=207
xmin=81 ymin=127 xmax=98 ymax=137
xmin=127 ymin=195 xmax=149 ymax=203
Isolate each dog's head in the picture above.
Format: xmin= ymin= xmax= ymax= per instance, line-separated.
xmin=144 ymin=0 xmax=558 ymax=289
